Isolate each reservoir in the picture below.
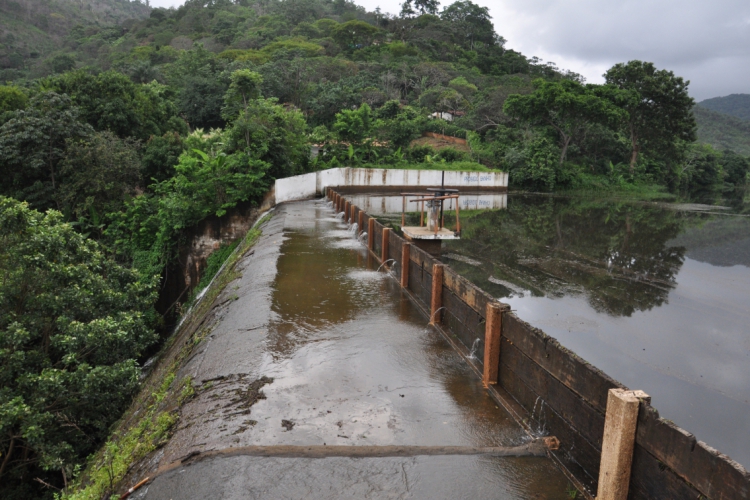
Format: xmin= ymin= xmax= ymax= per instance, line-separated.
xmin=366 ymin=192 xmax=750 ymax=468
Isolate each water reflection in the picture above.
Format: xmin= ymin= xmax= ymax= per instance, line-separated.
xmin=444 ymin=196 xmax=687 ymax=317
xmin=435 ymin=194 xmax=750 ymax=467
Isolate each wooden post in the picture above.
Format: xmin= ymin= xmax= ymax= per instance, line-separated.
xmin=597 ymin=389 xmax=648 ymax=500
xmin=351 ymin=205 xmax=357 ymax=226
xmin=401 ymin=243 xmax=410 ymax=288
xmin=345 ymin=201 xmax=351 ymax=223
xmin=430 ymin=263 xmax=444 ymax=325
xmin=336 ymin=193 xmax=341 ymax=212
xmin=482 ymin=303 xmax=503 ymax=387
xmin=358 ymin=210 xmax=364 ymax=233
xmin=402 ymin=195 xmax=406 ymax=227
xmin=368 ymin=218 xmax=375 ymax=252
xmin=381 ymin=228 xmax=390 ymax=263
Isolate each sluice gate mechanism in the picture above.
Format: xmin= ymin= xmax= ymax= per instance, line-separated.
xmin=400 ymin=187 xmax=461 ymax=256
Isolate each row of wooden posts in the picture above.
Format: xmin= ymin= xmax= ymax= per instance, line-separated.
xmin=328 ymin=188 xmax=647 ymax=500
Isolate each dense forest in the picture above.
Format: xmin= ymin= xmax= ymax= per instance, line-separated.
xmin=694 ymin=94 xmax=750 ymax=155
xmin=1 ymin=0 xmax=749 ymax=498
xmin=698 ymin=93 xmax=750 ymax=122
xmin=694 ymin=105 xmax=750 ymax=156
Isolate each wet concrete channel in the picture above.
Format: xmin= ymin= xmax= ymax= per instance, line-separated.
xmin=135 ymin=200 xmax=572 ymax=499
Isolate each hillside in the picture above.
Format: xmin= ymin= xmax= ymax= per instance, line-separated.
xmin=694 ymin=105 xmax=750 ymax=156
xmin=0 ymin=0 xmax=149 ymax=79
xmin=697 ymin=93 xmax=750 ymax=122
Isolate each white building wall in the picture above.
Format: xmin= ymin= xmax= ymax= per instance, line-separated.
xmin=273 ymin=167 xmax=508 ymax=204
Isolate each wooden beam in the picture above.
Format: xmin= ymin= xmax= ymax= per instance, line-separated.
xmin=597 ymin=389 xmax=646 ymax=500
xmin=381 ymin=228 xmax=390 ymax=263
xmin=430 ymin=263 xmax=444 ymax=324
xmin=401 ymin=243 xmax=410 ymax=288
xmin=482 ymin=303 xmax=503 ymax=387
xmin=368 ymin=218 xmax=375 ymax=252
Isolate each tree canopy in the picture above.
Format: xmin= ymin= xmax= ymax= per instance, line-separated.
xmin=604 ymin=61 xmax=696 ymax=174
xmin=0 ymin=198 xmax=157 ymax=492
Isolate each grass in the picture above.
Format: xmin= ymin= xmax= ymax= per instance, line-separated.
xmin=363 ymin=160 xmax=491 ymax=172
xmin=62 ymin=215 xmax=269 ymax=499
xmin=556 ymin=182 xmax=677 ymax=202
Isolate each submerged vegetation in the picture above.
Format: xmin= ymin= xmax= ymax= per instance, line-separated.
xmin=0 ymin=0 xmax=749 ymax=497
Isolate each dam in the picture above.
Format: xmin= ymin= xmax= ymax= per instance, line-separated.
xmin=103 ymin=169 xmax=748 ymax=500
xmin=127 ymin=200 xmax=570 ymax=499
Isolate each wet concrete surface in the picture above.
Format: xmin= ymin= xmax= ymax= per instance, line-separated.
xmin=137 ymin=201 xmax=571 ymax=499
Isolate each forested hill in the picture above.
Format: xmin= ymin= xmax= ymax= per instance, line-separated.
xmin=694 ymin=105 xmax=750 ymax=156
xmin=0 ymin=0 xmax=149 ymax=78
xmin=698 ymin=94 xmax=750 ymax=122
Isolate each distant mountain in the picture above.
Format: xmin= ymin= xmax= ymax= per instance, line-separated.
xmin=693 ymin=105 xmax=750 ymax=156
xmin=697 ymin=94 xmax=750 ymax=122
xmin=0 ymin=0 xmax=149 ymax=78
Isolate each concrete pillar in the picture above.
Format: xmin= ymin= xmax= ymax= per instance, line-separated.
xmin=597 ymin=389 xmax=649 ymax=500
xmin=381 ymin=228 xmax=390 ymax=263
xmin=482 ymin=303 xmax=503 ymax=387
xmin=368 ymin=218 xmax=375 ymax=252
xmin=430 ymin=263 xmax=444 ymax=325
xmin=401 ymin=243 xmax=410 ymax=288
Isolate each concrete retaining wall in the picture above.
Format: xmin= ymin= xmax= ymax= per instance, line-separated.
xmin=330 ymin=188 xmax=750 ymax=500
xmin=274 ymin=168 xmax=508 ymax=204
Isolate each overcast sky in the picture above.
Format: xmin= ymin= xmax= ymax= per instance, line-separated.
xmin=149 ymin=0 xmax=750 ymax=101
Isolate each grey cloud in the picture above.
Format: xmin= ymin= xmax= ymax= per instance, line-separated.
xmin=491 ymin=0 xmax=750 ymax=99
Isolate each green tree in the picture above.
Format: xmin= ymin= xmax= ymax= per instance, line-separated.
xmin=504 ymin=79 xmax=625 ymax=165
xmin=374 ymin=104 xmax=424 ymax=149
xmin=226 ymin=97 xmax=310 ymax=179
xmin=47 ymin=71 xmax=182 ymax=140
xmin=0 ymin=86 xmax=28 ymax=115
xmin=331 ymin=20 xmax=379 ymax=50
xmin=222 ymin=69 xmax=264 ymax=121
xmin=333 ymin=103 xmax=373 ymax=144
xmin=415 ymin=0 xmax=441 ymax=15
xmin=440 ymin=0 xmax=495 ymax=50
xmin=59 ymin=131 xmax=143 ymax=223
xmin=721 ymin=150 xmax=750 ymax=187
xmin=0 ymin=92 xmax=93 ymax=210
xmin=0 ymin=198 xmax=157 ymax=496
xmin=604 ymin=60 xmax=696 ymax=173
xmin=141 ymin=132 xmax=186 ymax=186
xmin=678 ymin=143 xmax=723 ymax=192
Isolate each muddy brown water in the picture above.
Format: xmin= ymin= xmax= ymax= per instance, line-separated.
xmin=137 ymin=201 xmax=572 ymax=499
xmin=368 ymin=192 xmax=750 ymax=469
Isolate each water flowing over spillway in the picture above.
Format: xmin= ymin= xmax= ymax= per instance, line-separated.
xmin=136 ymin=200 xmax=570 ymax=499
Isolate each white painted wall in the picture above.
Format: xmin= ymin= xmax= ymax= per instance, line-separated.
xmin=274 ymin=167 xmax=508 ymax=204
xmin=275 ymin=172 xmax=317 ymax=204
xmin=346 ymin=193 xmax=508 ymax=214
